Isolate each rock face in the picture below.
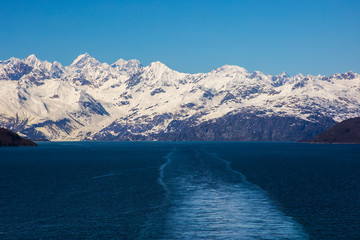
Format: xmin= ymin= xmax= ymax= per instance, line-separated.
xmin=156 ymin=113 xmax=336 ymax=142
xmin=309 ymin=117 xmax=360 ymax=143
xmin=0 ymin=128 xmax=37 ymax=147
xmin=0 ymin=54 xmax=360 ymax=141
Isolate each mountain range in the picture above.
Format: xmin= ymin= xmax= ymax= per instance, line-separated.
xmin=0 ymin=54 xmax=359 ymax=141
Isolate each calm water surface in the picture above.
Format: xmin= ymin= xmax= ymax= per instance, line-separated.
xmin=0 ymin=142 xmax=359 ymax=239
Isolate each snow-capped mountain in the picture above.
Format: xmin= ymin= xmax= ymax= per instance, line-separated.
xmin=0 ymin=54 xmax=359 ymax=141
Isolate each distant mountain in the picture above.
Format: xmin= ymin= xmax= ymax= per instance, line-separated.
xmin=307 ymin=117 xmax=360 ymax=143
xmin=0 ymin=128 xmax=37 ymax=147
xmin=0 ymin=54 xmax=359 ymax=141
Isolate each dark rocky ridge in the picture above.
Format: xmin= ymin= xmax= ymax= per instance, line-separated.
xmin=156 ymin=113 xmax=335 ymax=142
xmin=92 ymin=112 xmax=336 ymax=142
xmin=307 ymin=117 xmax=360 ymax=143
xmin=0 ymin=128 xmax=37 ymax=147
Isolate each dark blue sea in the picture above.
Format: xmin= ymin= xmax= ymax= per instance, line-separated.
xmin=1 ymin=142 xmax=359 ymax=239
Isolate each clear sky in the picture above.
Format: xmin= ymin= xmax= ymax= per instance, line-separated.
xmin=1 ymin=0 xmax=359 ymax=76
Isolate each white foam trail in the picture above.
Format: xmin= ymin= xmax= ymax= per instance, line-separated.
xmin=209 ymin=152 xmax=248 ymax=182
xmin=158 ymin=148 xmax=175 ymax=194
xmin=163 ymin=181 xmax=309 ymax=240
xmin=161 ymin=148 xmax=309 ymax=240
xmin=209 ymin=152 xmax=267 ymax=194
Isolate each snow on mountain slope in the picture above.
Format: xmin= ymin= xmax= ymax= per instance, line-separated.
xmin=111 ymin=58 xmax=142 ymax=75
xmin=0 ymin=54 xmax=359 ymax=141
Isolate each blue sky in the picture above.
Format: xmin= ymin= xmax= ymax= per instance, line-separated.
xmin=1 ymin=0 xmax=359 ymax=75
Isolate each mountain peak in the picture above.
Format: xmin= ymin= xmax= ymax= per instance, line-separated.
xmin=24 ymin=54 xmax=41 ymax=65
xmin=149 ymin=61 xmax=167 ymax=67
xmin=279 ymin=71 xmax=289 ymax=78
xmin=26 ymin=54 xmax=38 ymax=60
xmin=213 ymin=65 xmax=248 ymax=74
xmin=111 ymin=58 xmax=142 ymax=75
xmin=112 ymin=58 xmax=141 ymax=68
xmin=112 ymin=58 xmax=126 ymax=65
xmin=147 ymin=61 xmax=171 ymax=72
xmin=70 ymin=53 xmax=99 ymax=68
xmin=295 ymin=73 xmax=304 ymax=79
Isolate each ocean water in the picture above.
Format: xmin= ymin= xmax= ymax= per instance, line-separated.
xmin=0 ymin=142 xmax=359 ymax=239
